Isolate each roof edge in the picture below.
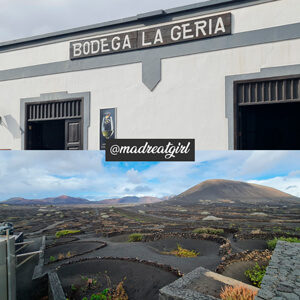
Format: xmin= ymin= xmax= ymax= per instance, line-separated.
xmin=0 ymin=0 xmax=275 ymax=51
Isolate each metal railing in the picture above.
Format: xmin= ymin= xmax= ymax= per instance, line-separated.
xmin=0 ymin=231 xmax=41 ymax=300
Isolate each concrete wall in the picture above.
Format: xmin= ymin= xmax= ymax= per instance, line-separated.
xmin=0 ymin=0 xmax=300 ymax=150
xmin=0 ymin=240 xmax=8 ymax=300
xmin=0 ymin=237 xmax=16 ymax=300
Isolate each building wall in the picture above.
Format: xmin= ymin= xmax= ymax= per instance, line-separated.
xmin=1 ymin=38 xmax=300 ymax=150
xmin=0 ymin=0 xmax=300 ymax=150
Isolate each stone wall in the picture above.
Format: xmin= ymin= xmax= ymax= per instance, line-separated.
xmin=216 ymin=249 xmax=272 ymax=274
xmin=256 ymin=241 xmax=300 ymax=300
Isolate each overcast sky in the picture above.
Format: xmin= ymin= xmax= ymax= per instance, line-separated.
xmin=1 ymin=151 xmax=300 ymax=201
xmin=0 ymin=0 xmax=208 ymax=43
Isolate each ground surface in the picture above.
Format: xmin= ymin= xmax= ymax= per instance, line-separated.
xmin=0 ymin=204 xmax=299 ymax=300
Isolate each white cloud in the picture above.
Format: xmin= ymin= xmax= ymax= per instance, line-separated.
xmin=126 ymin=169 xmax=142 ymax=184
xmin=238 ymin=151 xmax=288 ymax=176
xmin=248 ymin=176 xmax=300 ymax=197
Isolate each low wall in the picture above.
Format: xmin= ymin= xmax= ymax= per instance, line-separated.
xmin=235 ymin=232 xmax=300 ymax=241
xmin=216 ymin=249 xmax=272 ymax=274
xmin=48 ymin=272 xmax=65 ymax=300
xmin=159 ymin=266 xmax=258 ymax=300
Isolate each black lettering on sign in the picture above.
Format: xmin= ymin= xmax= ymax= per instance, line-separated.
xmin=70 ymin=13 xmax=231 ymax=60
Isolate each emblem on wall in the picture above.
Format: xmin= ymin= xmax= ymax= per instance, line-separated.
xmin=100 ymin=108 xmax=116 ymax=150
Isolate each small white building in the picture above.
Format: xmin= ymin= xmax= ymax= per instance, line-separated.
xmin=0 ymin=0 xmax=300 ymax=150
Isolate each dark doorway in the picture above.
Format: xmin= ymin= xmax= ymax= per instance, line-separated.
xmin=235 ymin=76 xmax=300 ymax=150
xmin=238 ymin=102 xmax=300 ymax=150
xmin=25 ymin=99 xmax=83 ymax=150
xmin=27 ymin=120 xmax=65 ymax=150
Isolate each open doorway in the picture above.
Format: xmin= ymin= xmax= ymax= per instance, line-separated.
xmin=235 ymin=76 xmax=300 ymax=150
xmin=238 ymin=102 xmax=300 ymax=150
xmin=27 ymin=120 xmax=65 ymax=150
xmin=25 ymin=99 xmax=83 ymax=150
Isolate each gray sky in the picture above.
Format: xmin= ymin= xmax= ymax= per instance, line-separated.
xmin=0 ymin=0 xmax=208 ymax=43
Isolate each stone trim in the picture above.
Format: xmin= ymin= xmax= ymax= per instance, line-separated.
xmin=20 ymin=91 xmax=90 ymax=150
xmin=225 ymin=64 xmax=300 ymax=149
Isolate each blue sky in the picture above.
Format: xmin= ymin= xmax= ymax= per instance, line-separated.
xmin=0 ymin=151 xmax=300 ymax=201
xmin=0 ymin=0 xmax=207 ymax=42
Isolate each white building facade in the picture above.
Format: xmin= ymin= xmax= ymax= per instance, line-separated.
xmin=0 ymin=0 xmax=300 ymax=150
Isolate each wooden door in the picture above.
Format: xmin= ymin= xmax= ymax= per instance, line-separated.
xmin=65 ymin=119 xmax=83 ymax=150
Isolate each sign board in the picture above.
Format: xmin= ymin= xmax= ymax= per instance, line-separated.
xmin=100 ymin=108 xmax=116 ymax=150
xmin=70 ymin=13 xmax=231 ymax=59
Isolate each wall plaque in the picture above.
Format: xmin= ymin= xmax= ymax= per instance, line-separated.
xmin=100 ymin=108 xmax=116 ymax=150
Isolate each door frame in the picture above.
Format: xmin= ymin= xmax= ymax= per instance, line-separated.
xmin=20 ymin=91 xmax=90 ymax=150
xmin=225 ymin=64 xmax=300 ymax=150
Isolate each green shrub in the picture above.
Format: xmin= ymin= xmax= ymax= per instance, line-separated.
xmin=55 ymin=229 xmax=80 ymax=238
xmin=193 ymin=227 xmax=224 ymax=235
xmin=82 ymin=289 xmax=110 ymax=300
xmin=267 ymin=237 xmax=300 ymax=250
xmin=244 ymin=263 xmax=266 ymax=288
xmin=128 ymin=233 xmax=143 ymax=242
xmin=49 ymin=256 xmax=56 ymax=262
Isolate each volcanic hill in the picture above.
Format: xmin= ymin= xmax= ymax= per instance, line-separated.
xmin=153 ymin=179 xmax=299 ymax=207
